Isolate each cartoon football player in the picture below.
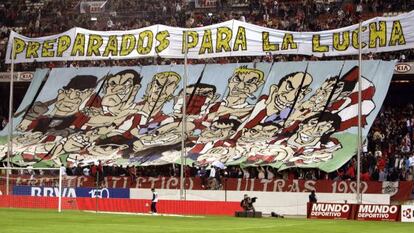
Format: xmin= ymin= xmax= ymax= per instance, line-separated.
xmin=85 ymin=69 xmax=142 ymax=128
xmin=241 ymin=71 xmax=313 ymax=130
xmin=206 ymin=66 xmax=265 ymax=122
xmin=18 ymin=75 xmax=100 ymax=135
xmin=281 ymin=112 xmax=343 ymax=165
xmin=189 ymin=117 xmax=241 ymax=158
xmin=285 ymin=66 xmax=359 ymax=129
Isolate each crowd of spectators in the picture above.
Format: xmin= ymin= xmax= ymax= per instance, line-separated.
xmin=0 ymin=0 xmax=413 ymax=190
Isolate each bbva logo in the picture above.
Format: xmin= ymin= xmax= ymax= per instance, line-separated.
xmin=31 ymin=187 xmax=76 ymax=197
xmin=88 ymin=188 xmax=110 ymax=198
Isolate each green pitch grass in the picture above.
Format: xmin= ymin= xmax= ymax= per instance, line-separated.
xmin=0 ymin=208 xmax=413 ymax=233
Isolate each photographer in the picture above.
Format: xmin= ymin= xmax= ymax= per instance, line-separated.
xmin=240 ymin=194 xmax=257 ymax=213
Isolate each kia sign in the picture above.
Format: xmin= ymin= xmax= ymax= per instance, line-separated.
xmin=308 ymin=203 xmax=352 ymax=219
xmin=356 ymin=204 xmax=400 ymax=221
xmin=394 ymin=63 xmax=411 ymax=73
xmin=401 ymin=205 xmax=414 ymax=222
xmin=394 ymin=62 xmax=414 ymax=74
xmin=0 ymin=71 xmax=34 ymax=82
xmin=19 ymin=72 xmax=34 ymax=81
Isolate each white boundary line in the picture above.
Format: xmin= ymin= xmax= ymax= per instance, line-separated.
xmin=82 ymin=210 xmax=205 ymax=218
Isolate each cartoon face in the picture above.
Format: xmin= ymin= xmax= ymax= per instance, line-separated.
xmin=198 ymin=120 xmax=238 ymax=143
xmin=145 ymin=72 xmax=180 ymax=103
xmin=239 ymin=124 xmax=280 ymax=143
xmin=287 ymin=149 xmax=334 ymax=165
xmin=87 ymin=144 xmax=128 ymax=157
xmin=140 ymin=132 xmax=181 ymax=146
xmin=101 ymin=72 xmax=137 ymax=107
xmin=305 ymin=78 xmax=339 ymax=109
xmin=245 ymin=143 xmax=293 ymax=165
xmin=288 ymin=117 xmax=336 ymax=148
xmin=14 ymin=132 xmax=44 ymax=145
xmin=197 ymin=146 xmax=232 ymax=165
xmin=228 ymin=67 xmax=264 ymax=99
xmin=174 ymin=84 xmax=217 ymax=115
xmin=62 ymin=129 xmax=102 ymax=153
xmin=55 ymin=88 xmax=93 ymax=116
xmin=271 ymin=72 xmax=312 ymax=110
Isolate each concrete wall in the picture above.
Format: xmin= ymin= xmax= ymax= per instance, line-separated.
xmin=130 ymin=189 xmax=390 ymax=216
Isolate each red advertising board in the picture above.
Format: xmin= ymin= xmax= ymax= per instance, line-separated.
xmin=356 ymin=204 xmax=400 ymax=221
xmin=7 ymin=175 xmax=414 ymax=201
xmin=0 ymin=195 xmax=241 ymax=216
xmin=308 ymin=203 xmax=353 ymax=220
xmin=0 ymin=184 xmax=5 ymax=196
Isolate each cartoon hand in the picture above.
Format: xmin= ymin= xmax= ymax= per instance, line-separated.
xmin=25 ymin=101 xmax=49 ymax=120
xmin=17 ymin=119 xmax=32 ymax=131
xmin=82 ymin=107 xmax=103 ymax=117
xmin=63 ymin=134 xmax=90 ymax=152
xmin=133 ymin=140 xmax=145 ymax=152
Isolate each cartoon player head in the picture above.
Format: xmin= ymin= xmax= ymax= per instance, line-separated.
xmin=266 ymin=72 xmax=313 ymax=114
xmin=54 ymin=75 xmax=98 ymax=117
xmin=173 ymin=83 xmax=219 ymax=116
xmin=86 ymin=143 xmax=129 ymax=159
xmin=143 ymin=71 xmax=181 ymax=105
xmin=196 ymin=146 xmax=234 ymax=165
xmin=101 ymin=69 xmax=142 ymax=110
xmin=287 ymin=112 xmax=342 ymax=149
xmin=227 ymin=66 xmax=265 ymax=103
xmin=286 ymin=67 xmax=359 ymax=127
xmin=239 ymin=122 xmax=281 ymax=144
xmin=17 ymin=75 xmax=99 ymax=132
xmin=198 ymin=117 xmax=241 ymax=144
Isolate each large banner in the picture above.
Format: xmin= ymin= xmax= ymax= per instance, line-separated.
xmin=0 ymin=61 xmax=395 ymax=172
xmin=5 ymin=10 xmax=414 ymax=63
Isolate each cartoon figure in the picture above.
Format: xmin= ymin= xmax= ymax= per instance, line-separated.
xmin=228 ymin=123 xmax=283 ymax=164
xmin=18 ymin=75 xmax=99 ymax=135
xmin=115 ymin=71 xmax=182 ymax=139
xmin=134 ymin=83 xmax=220 ymax=149
xmin=206 ymin=66 xmax=264 ymax=122
xmin=241 ymin=71 xmax=313 ymax=130
xmin=28 ymin=125 xmax=117 ymax=165
xmin=196 ymin=146 xmax=235 ymax=165
xmin=285 ymin=66 xmax=359 ymax=128
xmin=85 ymin=69 xmax=142 ymax=128
xmin=189 ymin=117 xmax=241 ymax=162
xmin=173 ymin=83 xmax=219 ymax=119
xmin=281 ymin=112 xmax=343 ymax=165
xmin=243 ymin=143 xmax=294 ymax=165
xmin=0 ymin=132 xmax=44 ymax=162
xmin=327 ymin=68 xmax=376 ymax=131
xmin=74 ymin=143 xmax=129 ymax=165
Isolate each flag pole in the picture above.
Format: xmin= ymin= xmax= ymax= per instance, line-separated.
xmin=180 ymin=30 xmax=188 ymax=200
xmin=357 ymin=20 xmax=363 ymax=204
xmin=6 ymin=38 xmax=15 ymax=195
